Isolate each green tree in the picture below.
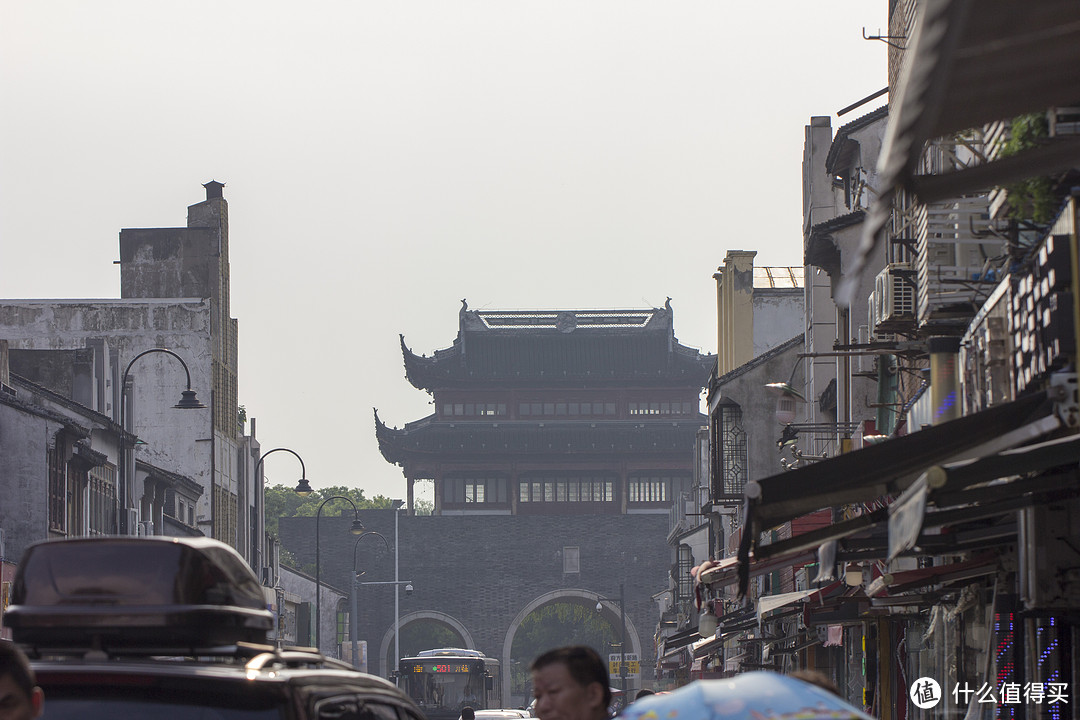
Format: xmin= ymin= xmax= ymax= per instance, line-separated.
xmin=264 ymin=484 xmax=394 ymax=539
xmin=1000 ymin=113 xmax=1057 ymax=223
xmin=509 ymin=603 xmax=617 ymax=695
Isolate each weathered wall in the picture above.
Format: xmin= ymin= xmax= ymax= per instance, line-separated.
xmin=0 ymin=299 xmax=216 ymax=528
xmin=752 ymin=291 xmax=804 ymax=358
xmin=0 ymin=403 xmax=58 ymax=561
xmin=280 ymin=510 xmax=670 ymax=702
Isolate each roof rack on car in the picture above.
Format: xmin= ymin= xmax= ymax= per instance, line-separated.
xmin=4 ymin=537 xmax=274 ymax=653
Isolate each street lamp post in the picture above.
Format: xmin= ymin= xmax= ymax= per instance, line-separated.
xmin=596 ymin=583 xmax=628 ymax=702
xmin=351 ymin=530 xmax=390 ymax=669
xmin=393 ymin=499 xmax=404 ymax=670
xmin=118 ymin=348 xmax=205 ymax=535
xmin=314 ymin=495 xmax=365 ymax=653
xmin=257 ymin=447 xmax=312 ymax=646
xmin=256 ymin=447 xmax=314 ymax=496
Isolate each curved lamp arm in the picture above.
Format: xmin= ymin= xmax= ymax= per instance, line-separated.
xmin=353 ymin=531 xmax=391 ymax=577
xmin=313 ymin=493 xmax=364 ymax=652
xmin=258 ymin=447 xmax=311 ymax=495
xmin=117 ymin=347 xmax=203 ymax=535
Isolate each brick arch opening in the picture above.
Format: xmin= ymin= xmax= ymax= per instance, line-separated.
xmin=377 ymin=610 xmax=476 ymax=678
xmin=499 ymin=588 xmax=643 ymax=708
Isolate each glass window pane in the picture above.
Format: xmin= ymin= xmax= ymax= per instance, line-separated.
xmin=556 ymin=403 xmax=567 ymax=416
xmin=569 ymin=402 xmax=579 ymax=415
xmin=520 ymin=403 xmax=530 ymax=415
xmin=533 ymin=482 xmax=542 ymax=501
xmin=520 ymin=482 xmax=530 ymax=502
xmin=544 ymin=403 xmax=555 ymax=415
xmin=605 ymin=403 xmax=616 ymax=415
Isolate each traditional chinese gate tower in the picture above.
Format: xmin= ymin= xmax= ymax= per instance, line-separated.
xmin=376 ymin=300 xmax=714 ymax=516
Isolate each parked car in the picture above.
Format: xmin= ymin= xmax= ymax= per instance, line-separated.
xmin=3 ymin=536 xmax=427 ymax=720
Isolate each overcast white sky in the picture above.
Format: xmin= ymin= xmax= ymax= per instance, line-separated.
xmin=1 ymin=1 xmax=887 ymax=503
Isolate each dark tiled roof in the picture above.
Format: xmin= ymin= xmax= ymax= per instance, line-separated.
xmin=375 ymin=411 xmax=706 ymax=465
xmin=825 ymin=104 xmax=889 ymax=174
xmin=805 ymin=210 xmax=865 ymax=272
xmin=401 ymin=304 xmax=714 ymax=391
xmin=709 ymin=334 xmax=803 ymax=393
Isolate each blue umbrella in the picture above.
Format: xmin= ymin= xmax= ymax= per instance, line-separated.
xmin=620 ymin=672 xmax=874 ymax=720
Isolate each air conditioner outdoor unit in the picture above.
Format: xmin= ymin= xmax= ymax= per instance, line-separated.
xmin=874 ymin=263 xmax=916 ymax=326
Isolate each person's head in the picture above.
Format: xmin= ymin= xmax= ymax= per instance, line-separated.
xmin=790 ymin=669 xmax=840 ymax=696
xmin=0 ymin=642 xmax=43 ymax=720
xmin=634 ymin=688 xmax=655 ymax=701
xmin=461 ymin=706 xmax=476 ymax=720
xmin=530 ymin=646 xmax=610 ymax=720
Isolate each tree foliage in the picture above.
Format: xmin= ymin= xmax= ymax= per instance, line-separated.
xmin=1001 ymin=113 xmax=1057 ymax=223
xmin=264 ymin=484 xmax=394 ymax=538
xmin=509 ymin=603 xmax=617 ymax=694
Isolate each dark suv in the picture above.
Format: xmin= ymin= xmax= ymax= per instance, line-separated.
xmin=4 ymin=536 xmax=427 ymax=720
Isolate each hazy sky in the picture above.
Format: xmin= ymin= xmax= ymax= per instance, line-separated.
xmin=1 ymin=1 xmax=887 ymax=503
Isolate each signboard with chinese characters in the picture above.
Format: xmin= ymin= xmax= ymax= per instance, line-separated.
xmin=608 ymin=653 xmax=640 ymax=678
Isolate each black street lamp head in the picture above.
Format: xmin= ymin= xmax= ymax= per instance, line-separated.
xmin=350 ymin=518 xmax=366 ymax=535
xmin=174 ymin=389 xmax=206 ymax=409
xmin=294 ymin=478 xmax=314 ymax=497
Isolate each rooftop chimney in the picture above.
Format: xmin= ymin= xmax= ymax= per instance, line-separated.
xmin=203 ymin=180 xmax=225 ymax=200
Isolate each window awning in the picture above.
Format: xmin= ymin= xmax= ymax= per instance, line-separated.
xmin=840 ymin=0 xmax=1080 ymax=305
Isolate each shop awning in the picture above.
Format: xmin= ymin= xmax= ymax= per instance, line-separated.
xmin=702 ymin=548 xmax=817 ymax=591
xmin=888 ymin=428 xmax=1080 ymax=559
xmin=691 ymin=633 xmax=726 ymax=659
xmin=865 ymin=553 xmax=1000 ymax=598
xmin=744 ymin=392 xmax=1051 ymax=535
xmin=660 ymin=625 xmax=701 ymax=654
xmin=739 ymin=392 xmax=1054 ymax=596
xmin=840 ymin=0 xmax=1080 ymax=306
xmin=756 ymin=582 xmax=842 ymax=625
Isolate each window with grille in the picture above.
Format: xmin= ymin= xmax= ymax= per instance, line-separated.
xmin=518 ymin=476 xmax=615 ymax=503
xmin=710 ymin=401 xmax=747 ymax=503
xmin=628 ymin=475 xmax=678 ymax=503
xmin=87 ymin=464 xmax=116 ymax=536
xmin=677 ymin=544 xmax=694 ymax=600
xmin=48 ymin=445 xmax=66 ymax=533
xmin=442 ymin=477 xmax=508 ymax=504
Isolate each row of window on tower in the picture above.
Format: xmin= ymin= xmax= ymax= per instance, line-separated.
xmin=440 ymin=400 xmax=696 ymax=418
xmin=442 ymin=475 xmax=684 ymax=504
